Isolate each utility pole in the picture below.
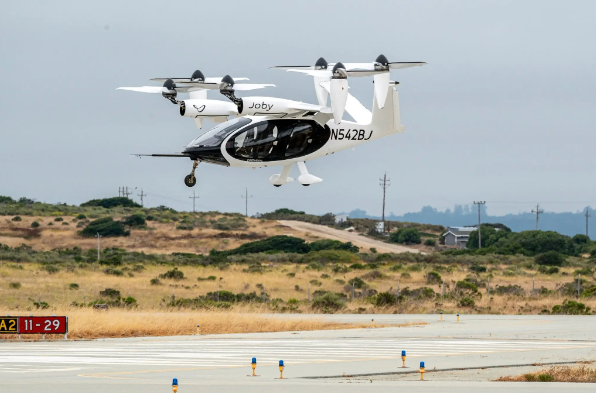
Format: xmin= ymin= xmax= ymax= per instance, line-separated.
xmin=473 ymin=201 xmax=486 ymax=248
xmin=531 ymin=204 xmax=544 ymax=230
xmin=122 ymin=187 xmax=132 ymax=199
xmin=241 ymin=188 xmax=252 ymax=217
xmin=585 ymin=208 xmax=591 ymax=237
xmin=137 ymin=189 xmax=147 ymax=207
xmin=189 ymin=191 xmax=199 ymax=213
xmin=95 ymin=232 xmax=102 ymax=262
xmin=379 ymin=173 xmax=390 ymax=233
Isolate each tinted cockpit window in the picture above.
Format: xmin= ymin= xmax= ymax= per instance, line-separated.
xmin=190 ymin=117 xmax=252 ymax=147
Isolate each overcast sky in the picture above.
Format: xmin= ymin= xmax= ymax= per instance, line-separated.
xmin=1 ymin=0 xmax=594 ymax=217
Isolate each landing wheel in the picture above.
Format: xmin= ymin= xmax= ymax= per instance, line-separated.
xmin=184 ymin=175 xmax=197 ymax=188
xmin=184 ymin=159 xmax=199 ymax=187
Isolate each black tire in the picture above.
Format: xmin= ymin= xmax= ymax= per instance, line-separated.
xmin=184 ymin=175 xmax=197 ymax=188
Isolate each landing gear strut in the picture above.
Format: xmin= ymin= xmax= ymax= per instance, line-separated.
xmin=184 ymin=160 xmax=199 ymax=187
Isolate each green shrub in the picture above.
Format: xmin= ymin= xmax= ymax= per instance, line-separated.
xmin=469 ymin=264 xmax=487 ymax=273
xmin=375 ymin=292 xmax=397 ymax=306
xmin=400 ymin=272 xmax=411 ymax=279
xmin=459 ymin=296 xmax=475 ymax=307
xmin=31 ymin=221 xmax=40 ymax=228
xmin=334 ymin=279 xmax=346 ymax=285
xmin=54 ymin=217 xmax=63 ymax=222
xmin=551 ymin=300 xmax=591 ymax=315
xmin=424 ymin=238 xmax=436 ymax=246
xmin=150 ymin=278 xmax=162 ymax=285
xmin=69 ymin=283 xmax=79 ymax=290
xmin=287 ymin=298 xmax=299 ymax=305
xmin=332 ymin=264 xmax=349 ymax=273
xmin=122 ymin=214 xmax=146 ymax=228
xmin=320 ymin=273 xmax=330 ymax=279
xmin=42 ymin=264 xmax=59 ymax=274
xmin=286 ymin=272 xmax=296 ymax=277
xmin=426 ymin=271 xmax=442 ymax=285
xmin=349 ymin=263 xmax=365 ymax=270
xmin=9 ymin=282 xmax=21 ymax=289
xmin=581 ymin=286 xmax=596 ymax=298
xmin=309 ymin=279 xmax=322 ymax=287
xmin=389 ymin=264 xmax=403 ymax=272
xmin=159 ymin=267 xmax=185 ymax=280
xmin=80 ymin=217 xmax=130 ymax=238
xmin=99 ymin=288 xmax=120 ymax=298
xmin=312 ymin=292 xmax=345 ymax=312
xmin=390 ymin=228 xmax=422 ymax=244
xmin=76 ymin=214 xmax=87 ymax=220
xmin=197 ymin=276 xmax=217 ymax=281
xmin=538 ymin=266 xmax=559 ymax=274
xmin=11 ymin=216 xmax=21 ymax=222
xmin=308 ymin=239 xmax=359 ymax=253
xmin=370 ymin=247 xmax=377 ymax=253
xmin=538 ymin=374 xmax=554 ymax=382
xmin=348 ymin=277 xmax=367 ymax=289
xmin=535 ymin=251 xmax=565 ymax=266
xmin=495 ymin=284 xmax=524 ymax=296
xmin=104 ymin=268 xmax=123 ymax=276
xmin=81 ymin=197 xmax=141 ymax=208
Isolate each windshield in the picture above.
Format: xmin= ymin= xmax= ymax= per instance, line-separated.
xmin=188 ymin=117 xmax=252 ymax=148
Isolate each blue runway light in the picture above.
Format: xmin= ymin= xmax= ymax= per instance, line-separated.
xmin=402 ymin=350 xmax=406 ymax=356
xmin=172 ymin=378 xmax=178 ymax=386
xmin=279 ymin=360 xmax=284 ymax=367
xmin=420 ymin=361 xmax=425 ymax=368
xmin=252 ymin=357 xmax=257 ymax=364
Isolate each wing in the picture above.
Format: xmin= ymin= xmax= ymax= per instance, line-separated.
xmin=131 ymin=153 xmax=191 ymax=158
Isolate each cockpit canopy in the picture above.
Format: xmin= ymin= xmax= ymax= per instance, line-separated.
xmin=225 ymin=119 xmax=330 ymax=162
xmin=187 ymin=117 xmax=252 ymax=148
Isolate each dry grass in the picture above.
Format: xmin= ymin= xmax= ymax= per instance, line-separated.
xmin=0 ymin=216 xmax=322 ymax=254
xmin=497 ymin=364 xmax=596 ymax=383
xmin=0 ymin=308 xmax=380 ymax=339
xmin=1 ymin=261 xmax=594 ymax=315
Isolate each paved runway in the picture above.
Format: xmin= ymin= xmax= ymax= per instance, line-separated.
xmin=0 ymin=315 xmax=595 ymax=392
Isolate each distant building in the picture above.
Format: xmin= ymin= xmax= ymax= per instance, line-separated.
xmin=375 ymin=221 xmax=385 ymax=233
xmin=443 ymin=226 xmax=476 ymax=248
xmin=335 ymin=214 xmax=348 ymax=224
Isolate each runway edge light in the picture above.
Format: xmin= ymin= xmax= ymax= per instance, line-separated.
xmin=401 ymin=350 xmax=406 ymax=368
xmin=251 ymin=357 xmax=257 ymax=376
xmin=172 ymin=378 xmax=178 ymax=393
xmin=279 ymin=360 xmax=285 ymax=379
xmin=420 ymin=361 xmax=425 ymax=381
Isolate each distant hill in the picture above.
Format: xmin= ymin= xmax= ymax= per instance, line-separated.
xmin=343 ymin=205 xmax=594 ymax=240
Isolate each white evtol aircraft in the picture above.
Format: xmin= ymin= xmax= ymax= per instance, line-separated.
xmin=117 ymin=55 xmax=425 ymax=188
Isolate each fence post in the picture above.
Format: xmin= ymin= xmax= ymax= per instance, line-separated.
xmin=578 ymin=274 xmax=581 ymax=298
xmin=442 ymin=282 xmax=445 ymax=302
xmin=487 ymin=278 xmax=490 ymax=299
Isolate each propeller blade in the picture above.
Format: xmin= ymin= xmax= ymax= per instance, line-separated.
xmin=388 ymin=62 xmax=427 ymax=69
xmin=232 ymin=84 xmax=275 ymax=91
xmin=270 ymin=65 xmax=314 ymax=70
xmin=373 ymin=72 xmax=391 ymax=109
xmin=330 ymin=78 xmax=348 ymax=124
xmin=116 ymin=86 xmax=165 ymax=93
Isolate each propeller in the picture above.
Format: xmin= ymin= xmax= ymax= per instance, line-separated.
xmin=343 ymin=54 xmax=426 ymax=108
xmin=330 ymin=63 xmax=348 ymax=124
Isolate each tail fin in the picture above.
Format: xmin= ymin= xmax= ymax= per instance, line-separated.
xmin=371 ymin=83 xmax=404 ymax=135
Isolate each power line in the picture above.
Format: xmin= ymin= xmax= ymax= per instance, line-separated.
xmin=241 ymin=188 xmax=253 ymax=217
xmin=137 ymin=188 xmax=147 ymax=207
xmin=473 ymin=201 xmax=486 ymax=248
xmin=531 ymin=204 xmax=544 ymax=230
xmin=189 ymin=191 xmax=200 ymax=213
xmin=379 ymin=173 xmax=390 ymax=233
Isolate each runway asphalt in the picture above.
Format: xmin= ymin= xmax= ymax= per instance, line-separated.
xmin=0 ymin=314 xmax=595 ymax=392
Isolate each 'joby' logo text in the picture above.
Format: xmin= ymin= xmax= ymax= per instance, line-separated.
xmin=330 ymin=129 xmax=373 ymax=141
xmin=248 ymin=102 xmax=273 ymax=111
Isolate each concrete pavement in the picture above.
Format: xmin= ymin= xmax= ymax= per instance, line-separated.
xmin=0 ymin=314 xmax=594 ymax=392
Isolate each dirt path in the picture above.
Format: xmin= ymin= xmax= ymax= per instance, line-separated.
xmin=277 ymin=220 xmax=424 ymax=254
